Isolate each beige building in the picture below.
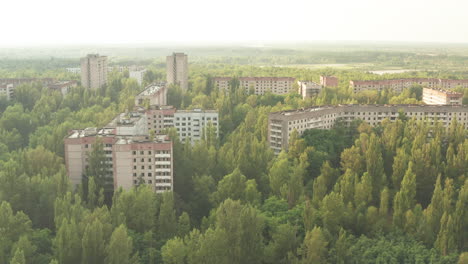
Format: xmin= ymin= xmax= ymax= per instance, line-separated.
xmin=213 ymin=77 xmax=295 ymax=95
xmin=320 ymin=76 xmax=339 ymax=87
xmin=64 ymin=128 xmax=173 ymax=193
xmin=166 ymin=53 xmax=188 ymax=90
xmin=268 ymin=104 xmax=468 ymax=153
xmin=423 ymin=88 xmax=463 ymax=105
xmin=135 ymin=83 xmax=167 ymax=107
xmin=142 ymin=105 xmax=176 ymax=134
xmin=298 ymin=81 xmax=322 ymax=99
xmin=351 ymin=78 xmax=468 ymax=94
xmin=48 ymin=81 xmax=78 ymax=96
xmin=80 ymin=54 xmax=108 ymax=89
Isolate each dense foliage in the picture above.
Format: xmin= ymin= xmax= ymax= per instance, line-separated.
xmin=0 ymin=50 xmax=467 ymax=263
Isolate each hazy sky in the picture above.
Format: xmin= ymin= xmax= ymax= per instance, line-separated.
xmin=1 ymin=0 xmax=467 ymax=46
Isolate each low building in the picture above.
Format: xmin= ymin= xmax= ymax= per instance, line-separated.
xmin=48 ymin=81 xmax=78 ymax=96
xmin=174 ymin=109 xmax=219 ymax=144
xmin=268 ymin=104 xmax=468 ymax=153
xmin=105 ymin=112 xmax=148 ymax=136
xmin=64 ymin=128 xmax=173 ymax=193
xmin=423 ymin=88 xmax=463 ymax=105
xmin=135 ymin=83 xmax=167 ymax=107
xmin=298 ymin=81 xmax=322 ymax=99
xmin=129 ymin=69 xmax=147 ymax=85
xmin=351 ymin=78 xmax=468 ymax=94
xmin=0 ymin=84 xmax=14 ymax=100
xmin=320 ymin=76 xmax=339 ymax=87
xmin=0 ymin=78 xmax=55 ymax=87
xmin=213 ymin=77 xmax=295 ymax=95
xmin=66 ymin=68 xmax=81 ymax=74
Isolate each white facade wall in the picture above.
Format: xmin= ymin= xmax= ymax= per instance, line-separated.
xmin=174 ymin=110 xmax=219 ymax=144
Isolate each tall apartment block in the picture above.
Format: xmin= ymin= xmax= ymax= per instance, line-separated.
xmin=213 ymin=77 xmax=295 ymax=95
xmin=135 ymin=83 xmax=168 ymax=107
xmin=423 ymin=88 xmax=463 ymax=105
xmin=298 ymin=81 xmax=322 ymax=99
xmin=351 ymin=78 xmax=468 ymax=94
xmin=174 ymin=109 xmax=219 ymax=144
xmin=166 ymin=53 xmax=188 ymax=90
xmin=268 ymin=104 xmax=468 ymax=153
xmin=80 ymin=54 xmax=108 ymax=89
xmin=320 ymin=76 xmax=339 ymax=87
xmin=64 ymin=112 xmax=173 ymax=193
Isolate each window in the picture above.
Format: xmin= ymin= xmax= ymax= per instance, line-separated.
xmin=85 ymin=144 xmax=89 ymax=148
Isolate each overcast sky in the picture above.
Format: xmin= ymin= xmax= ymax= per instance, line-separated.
xmin=1 ymin=0 xmax=467 ymax=46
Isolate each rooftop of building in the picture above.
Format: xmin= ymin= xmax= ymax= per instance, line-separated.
xmin=106 ymin=112 xmax=145 ymax=127
xmin=423 ymin=87 xmax=463 ymax=96
xmin=137 ymin=83 xmax=166 ymax=96
xmin=114 ymin=135 xmax=170 ymax=144
xmin=174 ymin=108 xmax=218 ymax=114
xmin=66 ymin=128 xmax=170 ymax=143
xmin=270 ymin=104 xmax=468 ymax=117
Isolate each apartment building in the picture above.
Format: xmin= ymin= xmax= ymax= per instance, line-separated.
xmin=48 ymin=80 xmax=78 ymax=96
xmin=80 ymin=54 xmax=108 ymax=89
xmin=166 ymin=53 xmax=188 ymax=90
xmin=129 ymin=69 xmax=147 ymax=85
xmin=0 ymin=84 xmax=14 ymax=100
xmin=213 ymin=77 xmax=295 ymax=95
xmin=320 ymin=76 xmax=339 ymax=87
xmin=298 ymin=81 xmax=322 ymax=99
xmin=135 ymin=83 xmax=167 ymax=107
xmin=0 ymin=78 xmax=55 ymax=87
xmin=142 ymin=105 xmax=176 ymax=134
xmin=108 ymin=65 xmax=144 ymax=73
xmin=351 ymin=78 xmax=468 ymax=93
xmin=268 ymin=104 xmax=468 ymax=153
xmin=174 ymin=109 xmax=219 ymax=144
xmin=64 ymin=128 xmax=173 ymax=193
xmin=66 ymin=68 xmax=81 ymax=74
xmin=423 ymin=88 xmax=463 ymax=105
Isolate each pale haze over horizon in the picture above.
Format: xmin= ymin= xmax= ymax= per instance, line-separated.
xmin=1 ymin=0 xmax=467 ymax=46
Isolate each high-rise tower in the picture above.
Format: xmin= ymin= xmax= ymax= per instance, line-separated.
xmin=166 ymin=52 xmax=188 ymax=90
xmin=80 ymin=54 xmax=108 ymax=89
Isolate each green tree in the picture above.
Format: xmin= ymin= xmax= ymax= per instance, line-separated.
xmin=82 ymin=219 xmax=106 ymax=264
xmin=10 ymin=248 xmax=25 ymax=264
xmin=301 ymin=226 xmax=328 ymax=264
xmin=106 ymin=225 xmax=133 ymax=264
xmin=393 ymin=162 xmax=417 ymax=228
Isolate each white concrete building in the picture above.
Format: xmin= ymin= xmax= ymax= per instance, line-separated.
xmin=298 ymin=81 xmax=322 ymax=99
xmin=174 ymin=109 xmax=219 ymax=144
xmin=129 ymin=69 xmax=147 ymax=85
xmin=0 ymin=84 xmax=14 ymax=100
xmin=66 ymin=68 xmax=81 ymax=74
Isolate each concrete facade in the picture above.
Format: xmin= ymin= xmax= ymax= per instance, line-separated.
xmin=129 ymin=69 xmax=147 ymax=85
xmin=298 ymin=81 xmax=322 ymax=99
xmin=0 ymin=84 xmax=14 ymax=100
xmin=135 ymin=83 xmax=167 ymax=107
xmin=351 ymin=78 xmax=468 ymax=93
xmin=268 ymin=104 xmax=468 ymax=153
xmin=174 ymin=109 xmax=219 ymax=144
xmin=320 ymin=76 xmax=339 ymax=87
xmin=143 ymin=105 xmax=176 ymax=135
xmin=213 ymin=77 xmax=295 ymax=95
xmin=80 ymin=54 xmax=108 ymax=89
xmin=64 ymin=128 xmax=173 ymax=193
xmin=48 ymin=81 xmax=78 ymax=96
xmin=423 ymin=88 xmax=463 ymax=105
xmin=166 ymin=53 xmax=188 ymax=90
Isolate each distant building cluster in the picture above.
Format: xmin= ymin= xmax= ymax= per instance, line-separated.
xmin=351 ymin=78 xmax=468 ymax=93
xmin=129 ymin=69 xmax=147 ymax=85
xmin=0 ymin=78 xmax=75 ymax=100
xmin=213 ymin=77 xmax=295 ymax=95
xmin=65 ymin=79 xmax=218 ymax=193
xmin=268 ymin=104 xmax=468 ymax=153
xmin=423 ymin=88 xmax=463 ymax=105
